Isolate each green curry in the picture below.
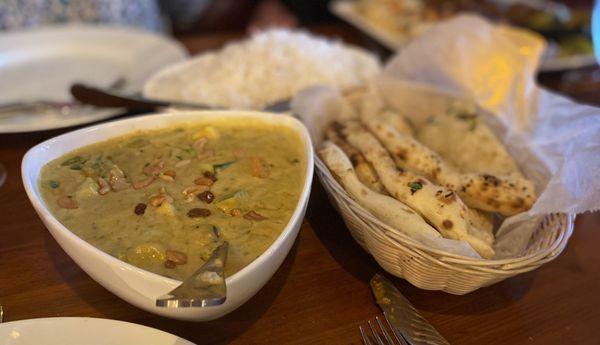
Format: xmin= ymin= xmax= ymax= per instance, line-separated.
xmin=40 ymin=119 xmax=305 ymax=280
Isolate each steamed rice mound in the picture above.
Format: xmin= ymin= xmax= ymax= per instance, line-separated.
xmin=144 ymin=29 xmax=381 ymax=109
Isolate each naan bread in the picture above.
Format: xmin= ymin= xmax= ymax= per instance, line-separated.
xmin=417 ymin=109 xmax=522 ymax=177
xmin=325 ymin=127 xmax=386 ymax=194
xmin=319 ymin=141 xmax=441 ymax=240
xmin=334 ymin=119 xmax=494 ymax=258
xmin=362 ymin=114 xmax=535 ymax=215
xmin=346 ymin=87 xmax=414 ymax=136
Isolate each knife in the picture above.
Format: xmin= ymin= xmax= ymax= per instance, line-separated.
xmin=70 ymin=83 xmax=213 ymax=111
xmin=370 ymin=274 xmax=450 ymax=345
xmin=70 ymin=83 xmax=291 ymax=113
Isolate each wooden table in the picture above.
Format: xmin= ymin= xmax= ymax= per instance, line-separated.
xmin=1 ymin=22 xmax=599 ymax=344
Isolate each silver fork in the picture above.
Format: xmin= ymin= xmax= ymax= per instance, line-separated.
xmin=360 ymin=312 xmax=410 ymax=345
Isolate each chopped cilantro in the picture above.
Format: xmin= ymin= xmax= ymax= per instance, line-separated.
xmin=213 ymin=160 xmax=236 ymax=174
xmin=408 ymin=181 xmax=423 ymax=194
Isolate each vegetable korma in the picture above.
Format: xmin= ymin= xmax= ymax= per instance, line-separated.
xmin=40 ymin=119 xmax=305 ymax=280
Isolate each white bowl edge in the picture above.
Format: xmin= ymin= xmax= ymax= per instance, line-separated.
xmin=21 ymin=110 xmax=314 ymax=320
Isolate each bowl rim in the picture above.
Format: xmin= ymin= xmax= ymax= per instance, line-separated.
xmin=21 ymin=110 xmax=314 ymax=289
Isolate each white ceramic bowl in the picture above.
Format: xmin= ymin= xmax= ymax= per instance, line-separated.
xmin=22 ymin=111 xmax=314 ymax=321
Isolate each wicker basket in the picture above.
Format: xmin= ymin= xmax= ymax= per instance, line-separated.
xmin=316 ymin=157 xmax=575 ymax=295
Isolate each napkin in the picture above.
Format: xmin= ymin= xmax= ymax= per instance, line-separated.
xmin=294 ymin=15 xmax=600 ymax=258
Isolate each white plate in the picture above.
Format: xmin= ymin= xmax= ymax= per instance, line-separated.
xmin=331 ymin=0 xmax=596 ymax=72
xmin=330 ymin=0 xmax=414 ymax=51
xmin=0 ymin=317 xmax=194 ymax=345
xmin=0 ymin=24 xmax=187 ymax=133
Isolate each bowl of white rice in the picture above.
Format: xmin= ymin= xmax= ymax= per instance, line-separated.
xmin=143 ymin=29 xmax=381 ymax=110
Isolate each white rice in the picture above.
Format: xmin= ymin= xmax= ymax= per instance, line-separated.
xmin=144 ymin=29 xmax=381 ymax=110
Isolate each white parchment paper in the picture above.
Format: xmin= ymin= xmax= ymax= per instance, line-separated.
xmin=293 ymin=15 xmax=600 ymax=259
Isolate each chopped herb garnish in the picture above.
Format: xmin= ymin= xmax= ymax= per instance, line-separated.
xmin=185 ymin=148 xmax=196 ymax=156
xmin=213 ymin=160 xmax=236 ymax=174
xmin=61 ymin=156 xmax=84 ymax=166
xmin=455 ymin=112 xmax=477 ymax=120
xmin=455 ymin=112 xmax=478 ymax=131
xmin=49 ymin=180 xmax=60 ymax=189
xmin=408 ymin=181 xmax=423 ymax=194
xmin=211 ymin=225 xmax=221 ymax=239
xmin=126 ymin=138 xmax=149 ymax=148
xmin=61 ymin=155 xmax=88 ymax=170
xmin=91 ymin=155 xmax=103 ymax=171
xmin=214 ymin=189 xmax=247 ymax=203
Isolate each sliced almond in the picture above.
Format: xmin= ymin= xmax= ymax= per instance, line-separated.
xmin=132 ymin=176 xmax=155 ymax=189
xmin=175 ymin=159 xmax=191 ymax=168
xmin=97 ymin=177 xmax=111 ymax=195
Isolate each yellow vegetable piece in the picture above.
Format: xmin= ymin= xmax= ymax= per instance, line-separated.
xmin=215 ymin=197 xmax=239 ymax=213
xmin=74 ymin=177 xmax=99 ymax=199
xmin=155 ymin=202 xmax=175 ymax=216
xmin=193 ymin=126 xmax=220 ymax=140
xmin=129 ymin=243 xmax=166 ymax=263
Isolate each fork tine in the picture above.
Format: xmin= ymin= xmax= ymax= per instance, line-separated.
xmin=368 ymin=320 xmax=386 ymax=345
xmin=375 ymin=316 xmax=395 ymax=345
xmin=360 ymin=325 xmax=374 ymax=345
xmin=384 ymin=312 xmax=409 ymax=345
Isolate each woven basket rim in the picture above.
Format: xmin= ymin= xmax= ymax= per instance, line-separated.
xmin=315 ymin=156 xmax=575 ymax=267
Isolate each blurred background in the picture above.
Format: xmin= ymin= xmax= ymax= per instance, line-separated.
xmin=1 ymin=0 xmax=596 ymax=104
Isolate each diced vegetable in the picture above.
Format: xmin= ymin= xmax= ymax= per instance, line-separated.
xmin=75 ymin=177 xmax=99 ymax=199
xmin=192 ymin=126 xmax=220 ymax=140
xmin=129 ymin=243 xmax=166 ymax=263
xmin=156 ymin=202 xmax=175 ymax=216
xmin=249 ymin=157 xmax=264 ymax=177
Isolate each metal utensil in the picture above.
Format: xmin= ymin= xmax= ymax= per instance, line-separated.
xmin=359 ymin=313 xmax=410 ymax=345
xmin=71 ymin=83 xmax=291 ymax=113
xmin=0 ymin=78 xmax=129 ymax=120
xmin=71 ymin=83 xmax=212 ymax=112
xmin=370 ymin=274 xmax=450 ymax=345
xmin=156 ymin=241 xmax=229 ymax=308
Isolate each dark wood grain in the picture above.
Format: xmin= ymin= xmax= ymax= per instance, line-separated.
xmin=1 ymin=22 xmax=599 ymax=344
